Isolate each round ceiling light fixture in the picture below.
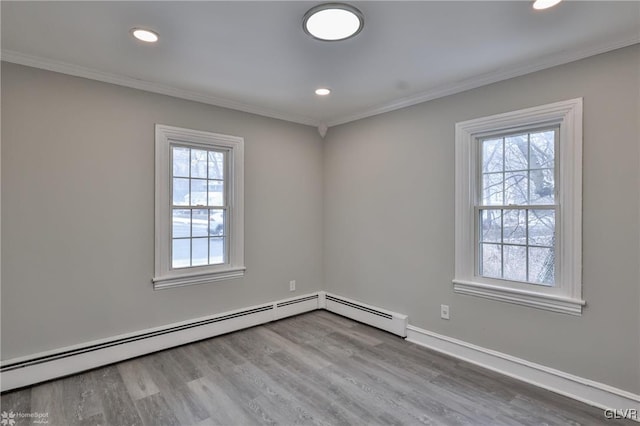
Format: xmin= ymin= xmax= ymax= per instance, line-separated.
xmin=131 ymin=28 xmax=159 ymax=43
xmin=303 ymin=3 xmax=364 ymax=41
xmin=315 ymin=88 xmax=331 ymax=96
xmin=532 ymin=0 xmax=562 ymax=10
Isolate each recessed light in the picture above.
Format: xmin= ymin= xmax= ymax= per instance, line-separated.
xmin=131 ymin=28 xmax=159 ymax=43
xmin=303 ymin=3 xmax=364 ymax=41
xmin=533 ymin=0 xmax=562 ymax=10
xmin=315 ymin=88 xmax=331 ymax=96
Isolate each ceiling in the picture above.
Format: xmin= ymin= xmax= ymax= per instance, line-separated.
xmin=2 ymin=1 xmax=639 ymax=128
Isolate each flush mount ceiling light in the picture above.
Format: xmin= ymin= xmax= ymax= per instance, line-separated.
xmin=131 ymin=28 xmax=159 ymax=43
xmin=533 ymin=0 xmax=562 ymax=10
xmin=315 ymin=88 xmax=331 ymax=96
xmin=303 ymin=3 xmax=364 ymax=41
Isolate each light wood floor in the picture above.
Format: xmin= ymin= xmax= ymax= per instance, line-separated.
xmin=1 ymin=311 xmax=632 ymax=426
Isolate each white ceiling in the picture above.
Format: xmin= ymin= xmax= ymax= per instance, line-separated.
xmin=2 ymin=1 xmax=639 ymax=128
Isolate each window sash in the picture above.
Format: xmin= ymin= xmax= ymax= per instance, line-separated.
xmin=476 ymin=126 xmax=559 ymax=207
xmin=169 ymin=144 xmax=230 ymax=269
xmin=474 ymin=126 xmax=559 ymax=287
xmin=475 ymin=206 xmax=558 ymax=286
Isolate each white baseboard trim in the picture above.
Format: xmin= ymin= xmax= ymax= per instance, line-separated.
xmin=406 ymin=325 xmax=640 ymax=419
xmin=0 ymin=292 xmax=320 ymax=392
xmin=322 ymin=291 xmax=408 ymax=337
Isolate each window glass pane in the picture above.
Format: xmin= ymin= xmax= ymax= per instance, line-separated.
xmin=530 ymin=131 xmax=554 ymax=169
xmin=482 ymin=138 xmax=503 ymax=173
xmin=192 ymin=238 xmax=208 ymax=266
xmin=504 ymin=171 xmax=528 ymax=205
xmin=173 ymin=178 xmax=190 ymax=206
xmin=528 ymin=210 xmax=555 ymax=247
xmin=172 ymin=147 xmax=190 ymax=178
xmin=530 ymin=169 xmax=554 ymax=205
xmin=172 ymin=239 xmax=190 ymax=268
xmin=191 ymin=149 xmax=208 ymax=178
xmin=503 ymin=245 xmax=526 ymax=282
xmin=209 ymin=237 xmax=225 ymax=265
xmin=472 ymin=123 xmax=564 ymax=288
xmin=480 ymin=210 xmax=501 ymax=243
xmin=208 ymin=180 xmax=224 ymax=206
xmin=503 ymin=209 xmax=526 ymax=245
xmin=529 ymin=247 xmax=555 ymax=285
xmin=172 ymin=209 xmax=190 ymax=238
xmin=190 ymin=179 xmax=207 ymax=206
xmin=208 ymin=151 xmax=225 ymax=180
xmin=192 ymin=209 xmax=208 ymax=237
xmin=209 ymin=209 xmax=225 ymax=236
xmin=482 ymin=173 xmax=503 ymax=205
xmin=504 ymin=134 xmax=528 ymax=171
xmin=481 ymin=243 xmax=502 ymax=278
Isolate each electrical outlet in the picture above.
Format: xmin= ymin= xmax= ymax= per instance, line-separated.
xmin=289 ymin=280 xmax=296 ymax=292
xmin=440 ymin=304 xmax=450 ymax=320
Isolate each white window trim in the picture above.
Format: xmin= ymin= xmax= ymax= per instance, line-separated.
xmin=153 ymin=124 xmax=245 ymax=290
xmin=453 ymin=99 xmax=584 ymax=315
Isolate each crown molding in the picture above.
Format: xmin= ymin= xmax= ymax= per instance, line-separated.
xmin=3 ymin=35 xmax=639 ymax=130
xmin=324 ymin=36 xmax=640 ymax=127
xmin=0 ymin=49 xmax=320 ymax=128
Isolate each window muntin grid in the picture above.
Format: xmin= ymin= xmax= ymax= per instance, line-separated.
xmin=170 ymin=144 xmax=228 ymax=269
xmin=477 ymin=126 xmax=559 ymax=286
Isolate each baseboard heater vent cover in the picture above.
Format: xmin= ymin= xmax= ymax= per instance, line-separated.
xmin=277 ymin=294 xmax=318 ymax=308
xmin=273 ymin=294 xmax=320 ymax=320
xmin=323 ymin=293 xmax=407 ymax=337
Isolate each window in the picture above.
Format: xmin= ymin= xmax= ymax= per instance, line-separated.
xmin=453 ymin=99 xmax=584 ymax=315
xmin=153 ymin=125 xmax=244 ymax=289
xmin=478 ymin=127 xmax=558 ymax=285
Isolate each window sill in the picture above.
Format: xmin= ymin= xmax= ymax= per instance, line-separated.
xmin=153 ymin=267 xmax=246 ymax=290
xmin=452 ymin=279 xmax=585 ymax=316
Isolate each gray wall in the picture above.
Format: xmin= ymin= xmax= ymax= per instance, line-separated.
xmin=324 ymin=45 xmax=640 ymax=394
xmin=1 ymin=63 xmax=324 ymax=360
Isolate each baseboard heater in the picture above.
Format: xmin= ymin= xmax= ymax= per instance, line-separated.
xmin=0 ymin=293 xmax=319 ymax=392
xmin=1 ymin=305 xmax=274 ymax=373
xmin=323 ymin=292 xmax=408 ymax=337
xmin=2 ymin=292 xmax=410 ymax=391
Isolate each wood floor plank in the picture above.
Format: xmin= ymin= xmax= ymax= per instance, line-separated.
xmin=91 ymin=366 xmax=144 ymax=426
xmin=230 ymin=361 xmax=327 ymax=426
xmin=263 ymin=324 xmax=335 ymax=368
xmin=141 ymin=354 xmax=210 ymax=426
xmin=60 ymin=371 xmax=104 ymax=425
xmin=187 ymin=339 xmax=241 ymax=374
xmin=265 ymin=316 xmax=330 ymax=345
xmin=310 ymin=310 xmax=359 ymax=329
xmin=329 ymin=323 xmax=385 ymax=346
xmin=268 ymin=351 xmax=386 ymax=424
xmin=255 ymin=350 xmax=370 ymax=425
xmin=249 ymin=351 xmax=364 ymax=426
xmin=187 ymin=376 xmax=256 ymax=426
xmin=0 ymin=386 xmax=31 ymax=416
xmin=134 ymin=392 xmax=181 ymax=426
xmin=2 ymin=311 xmax=634 ymax=426
xmin=224 ymin=327 xmax=283 ymax=360
xmin=198 ymin=337 xmax=247 ymax=367
xmin=117 ymin=358 xmax=160 ymax=401
xmin=180 ymin=346 xmax=275 ymax=425
xmin=31 ymin=380 xmax=66 ymax=426
xmin=333 ymin=355 xmax=465 ymax=425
